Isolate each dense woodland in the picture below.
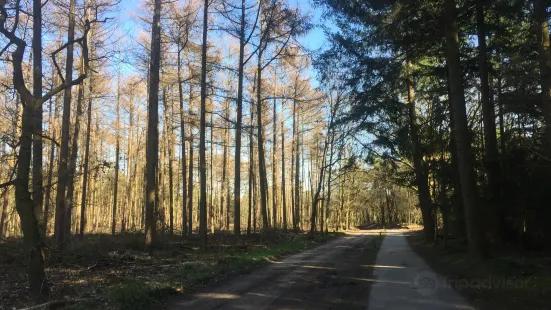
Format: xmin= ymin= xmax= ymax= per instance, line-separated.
xmin=1 ymin=0 xmax=550 ymax=303
xmin=316 ymin=0 xmax=551 ymax=257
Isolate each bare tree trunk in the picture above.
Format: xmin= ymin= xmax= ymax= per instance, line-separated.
xmin=257 ymin=75 xmax=269 ymax=229
xmin=221 ymin=101 xmax=228 ymax=231
xmin=124 ymin=93 xmax=135 ymax=234
xmin=247 ymin=98 xmax=255 ymax=235
xmin=301 ymin=135 xmax=306 ymax=230
xmin=80 ymin=74 xmax=93 ymax=238
xmin=159 ymin=110 xmax=166 ymax=235
xmin=338 ymin=177 xmax=344 ymax=231
xmin=325 ymin=122 xmax=337 ymax=233
xmin=252 ymin=97 xmax=259 ymax=233
xmin=178 ymin=44 xmax=188 ymax=236
xmin=54 ymin=0 xmax=76 ymax=246
xmin=291 ymin=125 xmax=295 ymax=230
xmin=310 ymin=105 xmax=335 ymax=235
xmin=43 ymin=81 xmax=60 ymax=236
xmin=281 ymin=100 xmax=287 ymax=231
xmin=164 ymin=88 xmax=175 ymax=235
xmin=32 ymin=0 xmax=43 ymax=231
xmin=233 ymin=0 xmax=247 ymax=237
xmin=256 ymin=20 xmax=270 ymax=229
xmin=0 ymin=189 xmax=7 ymax=238
xmin=66 ymin=76 xmax=85 ymax=238
xmin=199 ymin=0 xmax=209 ymax=250
xmin=310 ymin=143 xmax=328 ymax=235
xmin=293 ymin=92 xmax=300 ymax=232
xmin=209 ymin=110 xmax=214 ymax=234
xmin=145 ymin=0 xmax=162 ymax=248
xmin=112 ymin=74 xmax=121 ymax=235
xmin=444 ymin=0 xmax=486 ymax=258
xmin=325 ymin=146 xmax=333 ymax=233
xmin=188 ymin=84 xmax=194 ymax=235
xmin=16 ymin=103 xmax=49 ymax=296
xmin=272 ymin=68 xmax=278 ymax=228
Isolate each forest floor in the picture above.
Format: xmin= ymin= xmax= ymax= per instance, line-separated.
xmin=0 ymin=230 xmax=343 ymax=309
xmin=406 ymin=230 xmax=551 ymax=310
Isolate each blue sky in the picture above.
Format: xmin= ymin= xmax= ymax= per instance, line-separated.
xmin=115 ymin=0 xmax=329 ymax=88
xmin=290 ymin=0 xmax=328 ymax=51
xmin=117 ymin=0 xmax=329 ymax=57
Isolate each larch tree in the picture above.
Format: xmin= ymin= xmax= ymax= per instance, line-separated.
xmin=54 ymin=0 xmax=77 ymax=246
xmin=0 ymin=0 xmax=95 ymax=296
xmin=199 ymin=0 xmax=209 ymax=250
xmin=145 ymin=0 xmax=162 ymax=248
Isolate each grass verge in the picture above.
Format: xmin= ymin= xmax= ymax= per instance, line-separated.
xmin=406 ymin=231 xmax=551 ymax=310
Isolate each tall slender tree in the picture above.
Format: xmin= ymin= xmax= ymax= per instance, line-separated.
xmin=199 ymin=0 xmax=209 ymax=250
xmin=32 ymin=0 xmax=43 ymax=232
xmin=145 ymin=0 xmax=162 ymax=248
xmin=112 ymin=71 xmax=121 ymax=235
xmin=444 ymin=0 xmax=486 ymax=258
xmin=476 ymin=0 xmax=500 ymax=200
xmin=54 ymin=0 xmax=77 ymax=246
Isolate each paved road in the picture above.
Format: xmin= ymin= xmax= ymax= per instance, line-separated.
xmin=168 ymin=230 xmax=474 ymax=310
xmin=168 ymin=231 xmax=376 ymax=310
xmin=369 ymin=231 xmax=473 ymax=309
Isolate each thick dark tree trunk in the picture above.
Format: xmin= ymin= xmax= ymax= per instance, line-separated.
xmin=310 ymin=139 xmax=328 ymax=235
xmin=257 ymin=49 xmax=270 ymax=229
xmin=32 ymin=0 xmax=43 ymax=232
xmin=16 ymin=104 xmax=49 ymax=297
xmin=444 ymin=0 xmax=486 ymax=258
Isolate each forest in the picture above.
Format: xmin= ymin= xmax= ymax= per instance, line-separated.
xmin=1 ymin=0 xmax=550 ymax=308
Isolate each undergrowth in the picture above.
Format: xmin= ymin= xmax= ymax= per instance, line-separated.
xmin=1 ymin=231 xmax=342 ymax=309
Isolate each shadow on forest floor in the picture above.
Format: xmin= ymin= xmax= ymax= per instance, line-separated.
xmin=406 ymin=230 xmax=551 ymax=310
xmin=0 ymin=230 xmax=342 ymax=309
